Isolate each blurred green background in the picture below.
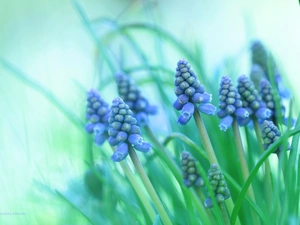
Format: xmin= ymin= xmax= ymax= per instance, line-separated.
xmin=0 ymin=0 xmax=299 ymax=224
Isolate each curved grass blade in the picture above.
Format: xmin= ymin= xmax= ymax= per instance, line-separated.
xmin=71 ymin=0 xmax=118 ymax=73
xmin=230 ymin=126 xmax=300 ymax=225
xmin=163 ymin=132 xmax=208 ymax=160
xmin=0 ymin=58 xmax=84 ymax=128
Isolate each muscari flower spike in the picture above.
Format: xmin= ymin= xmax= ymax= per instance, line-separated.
xmin=251 ymin=41 xmax=271 ymax=76
xmin=181 ymin=151 xmax=204 ymax=188
xmin=217 ymin=76 xmax=249 ymax=131
xmin=173 ymin=59 xmax=216 ymax=125
xmin=108 ymin=97 xmax=152 ymax=162
xmin=204 ymin=164 xmax=230 ymax=208
xmin=261 ymin=120 xmax=285 ymax=154
xmin=237 ymin=75 xmax=271 ymax=125
xmin=251 ymin=40 xmax=291 ymax=99
xmin=115 ymin=72 xmax=157 ymax=126
xmin=85 ymin=89 xmax=110 ymax=146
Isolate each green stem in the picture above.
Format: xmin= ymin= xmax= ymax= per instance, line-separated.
xmin=195 ymin=188 xmax=217 ymax=224
xmin=110 ymin=146 xmax=156 ymax=222
xmin=144 ymin=125 xmax=209 ymax=219
xmin=193 ymin=109 xmax=218 ymax=164
xmin=193 ymin=110 xmax=241 ymax=225
xmin=232 ymin=119 xmax=260 ymax=225
xmin=220 ymin=202 xmax=230 ymax=225
xmin=128 ymin=145 xmax=172 ymax=225
xmin=253 ymin=119 xmax=273 ymax=207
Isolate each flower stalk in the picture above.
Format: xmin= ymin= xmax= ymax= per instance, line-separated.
xmin=128 ymin=145 xmax=172 ymax=225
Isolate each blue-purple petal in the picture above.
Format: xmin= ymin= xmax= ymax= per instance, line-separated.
xmin=133 ymin=142 xmax=151 ymax=153
xmin=198 ymin=103 xmax=216 ymax=116
xmin=93 ymin=123 xmax=106 ymax=135
xmin=219 ymin=115 xmax=233 ymax=131
xmin=128 ymin=134 xmax=143 ymax=145
xmin=94 ymin=134 xmax=106 ymax=146
xmin=192 ymin=92 xmax=212 ymax=104
xmin=177 ymin=102 xmax=194 ymax=125
xmin=235 ymin=108 xmax=249 ymax=119
xmin=136 ymin=112 xmax=149 ymax=126
xmin=111 ymin=142 xmax=129 ymax=162
xmin=108 ymin=136 xmax=120 ymax=146
xmin=255 ymin=108 xmax=271 ymax=119
xmin=116 ymin=131 xmax=128 ymax=142
xmin=85 ymin=123 xmax=95 ymax=134
xmin=173 ymin=99 xmax=184 ymax=110
xmin=178 ymin=94 xmax=189 ymax=105
xmin=217 ymin=109 xmax=228 ymax=119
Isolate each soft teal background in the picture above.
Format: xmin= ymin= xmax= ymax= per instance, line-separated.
xmin=0 ymin=0 xmax=299 ymax=224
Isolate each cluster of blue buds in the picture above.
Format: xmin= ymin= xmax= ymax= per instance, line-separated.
xmin=181 ymin=151 xmax=204 ymax=188
xmin=173 ymin=59 xmax=216 ymax=125
xmin=237 ymin=75 xmax=271 ymax=125
xmin=261 ymin=120 xmax=283 ymax=154
xmin=85 ymin=89 xmax=110 ymax=145
xmin=217 ymin=76 xmax=249 ymax=131
xmin=108 ymin=97 xmax=152 ymax=162
xmin=115 ymin=72 xmax=157 ymax=126
xmin=204 ymin=164 xmax=230 ymax=208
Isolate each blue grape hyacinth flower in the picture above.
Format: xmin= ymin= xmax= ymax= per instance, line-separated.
xmin=85 ymin=89 xmax=110 ymax=146
xmin=115 ymin=72 xmax=157 ymax=126
xmin=173 ymin=59 xmax=216 ymax=125
xmin=261 ymin=120 xmax=290 ymax=154
xmin=204 ymin=164 xmax=231 ymax=208
xmin=108 ymin=97 xmax=152 ymax=162
xmin=217 ymin=76 xmax=249 ymax=131
xmin=181 ymin=151 xmax=204 ymax=188
xmin=237 ymin=75 xmax=271 ymax=125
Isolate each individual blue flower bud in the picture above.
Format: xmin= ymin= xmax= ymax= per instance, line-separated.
xmin=198 ymin=103 xmax=216 ymax=115
xmin=192 ymin=92 xmax=212 ymax=104
xmin=111 ymin=142 xmax=129 ymax=162
xmin=174 ymin=59 xmax=216 ymax=125
xmin=133 ymin=142 xmax=151 ymax=152
xmin=108 ymin=97 xmax=151 ymax=161
xmin=217 ymin=76 xmax=249 ymax=130
xmin=173 ymin=99 xmax=184 ymax=110
xmin=177 ymin=102 xmax=195 ymax=125
xmin=94 ymin=133 xmax=106 ymax=146
xmin=255 ymin=108 xmax=272 ymax=119
xmin=85 ymin=89 xmax=110 ymax=145
xmin=93 ymin=123 xmax=106 ymax=135
xmin=237 ymin=75 xmax=271 ymax=123
xmin=219 ymin=115 xmax=234 ymax=131
xmin=108 ymin=136 xmax=120 ymax=146
xmin=85 ymin=123 xmax=95 ymax=134
xmin=115 ymin=72 xmax=157 ymax=126
xmin=128 ymin=134 xmax=143 ymax=145
xmin=204 ymin=164 xmax=230 ymax=208
xmin=181 ymin=151 xmax=204 ymax=188
xmin=261 ymin=120 xmax=285 ymax=153
xmin=135 ymin=112 xmax=149 ymax=126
